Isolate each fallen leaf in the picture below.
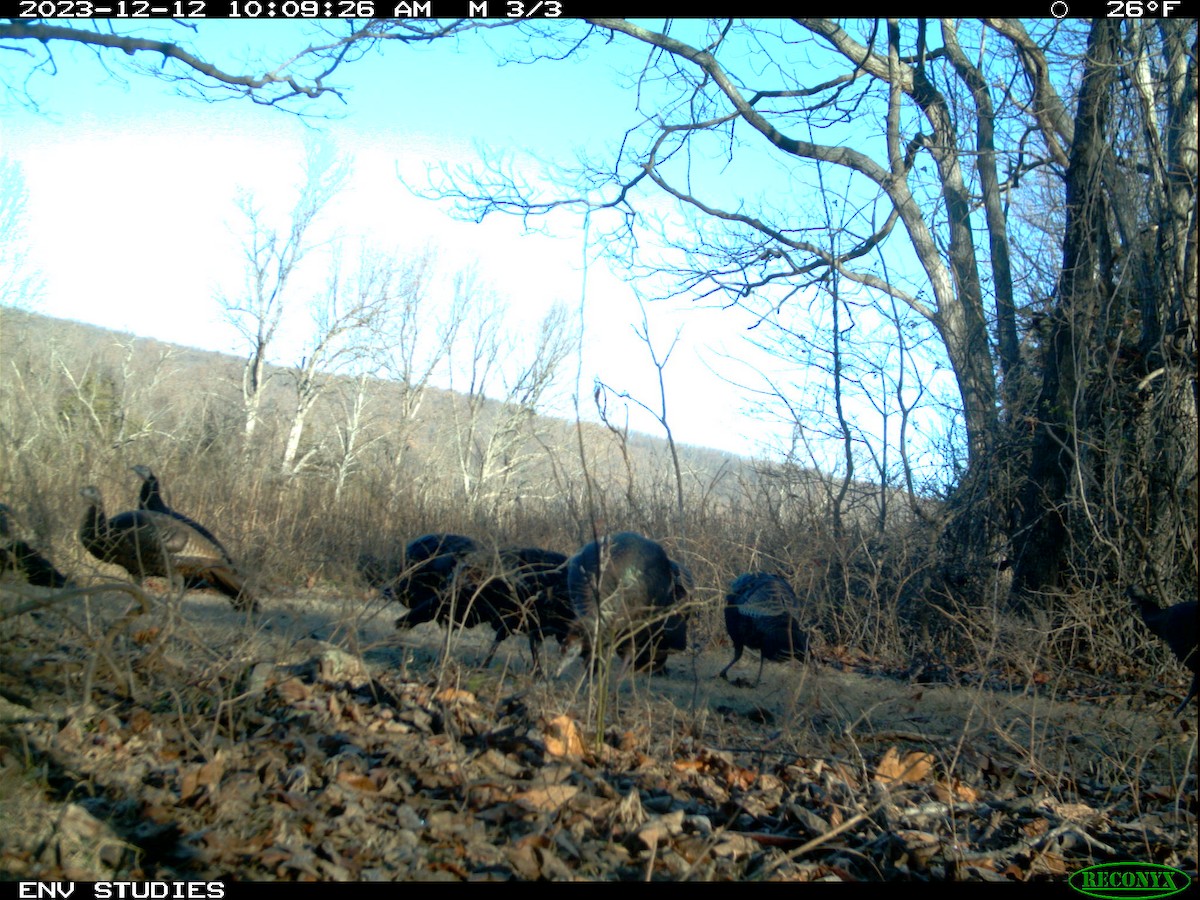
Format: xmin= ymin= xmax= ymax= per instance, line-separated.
xmin=873 ymin=747 xmax=934 ymax=784
xmin=336 ymin=771 xmax=378 ymax=793
xmin=435 ymin=688 xmax=477 ymax=705
xmin=180 ymin=755 xmax=225 ymax=803
xmin=543 ymin=715 xmax=584 ymax=757
xmin=275 ymin=678 xmax=311 ymax=702
xmin=126 ymin=708 xmax=153 ymax=733
xmin=727 ymin=766 xmax=758 ymax=790
xmin=1022 ymin=817 xmax=1051 ymax=838
xmin=933 ymin=778 xmax=978 ymax=802
xmin=512 ymin=784 xmax=579 ymax=813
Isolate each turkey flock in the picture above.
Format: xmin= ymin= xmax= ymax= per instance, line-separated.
xmin=1 ymin=466 xmax=1197 ymax=714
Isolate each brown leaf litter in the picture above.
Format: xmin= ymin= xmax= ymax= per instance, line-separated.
xmin=0 ymin=586 xmax=1195 ymax=881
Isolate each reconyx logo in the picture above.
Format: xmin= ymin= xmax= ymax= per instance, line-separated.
xmin=1068 ymin=862 xmax=1192 ymax=899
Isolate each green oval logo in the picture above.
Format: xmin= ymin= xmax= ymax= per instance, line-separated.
xmin=1069 ymin=862 xmax=1192 ymax=899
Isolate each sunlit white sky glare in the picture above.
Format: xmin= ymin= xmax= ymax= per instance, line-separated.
xmin=2 ymin=20 xmax=938 ymax=468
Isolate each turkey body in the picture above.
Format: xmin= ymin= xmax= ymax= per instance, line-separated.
xmin=79 ymin=485 xmax=258 ymax=612
xmin=1129 ymin=584 xmax=1198 ymax=716
xmin=130 ymin=465 xmax=233 ymax=562
xmin=721 ymin=572 xmax=809 ymax=686
xmin=391 ymin=533 xmax=480 ymax=627
xmin=447 ymin=546 xmax=572 ymax=671
xmin=565 ymin=531 xmax=685 ymax=675
xmin=0 ymin=503 xmax=70 ymax=588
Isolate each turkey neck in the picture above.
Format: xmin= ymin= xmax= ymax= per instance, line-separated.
xmin=79 ymin=497 xmax=110 ymax=549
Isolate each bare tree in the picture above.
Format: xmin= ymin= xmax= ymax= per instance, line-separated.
xmin=279 ymin=242 xmax=393 ymax=475
xmin=220 ymin=143 xmax=347 ymax=449
xmin=0 ymin=157 xmax=43 ymax=310
xmin=372 ymin=245 xmax=464 ymax=495
xmin=446 ymin=272 xmax=576 ymax=518
xmin=411 ymin=19 xmax=1196 ymax=600
xmin=52 ymin=337 xmax=176 ymax=450
xmin=421 ymin=21 xmax=1002 ymax=477
xmin=445 ymin=269 xmax=505 ymax=511
xmin=484 ymin=300 xmax=577 ymax=509
xmin=7 ymin=18 xmax=1194 ymax=601
xmin=594 ymin=294 xmax=687 ymax=533
xmin=329 ymin=373 xmax=383 ymax=503
xmin=1006 ymin=20 xmax=1198 ymax=598
xmin=0 ymin=19 xmax=476 ymax=109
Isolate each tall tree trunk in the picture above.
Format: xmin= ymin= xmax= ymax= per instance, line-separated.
xmin=1011 ymin=21 xmax=1122 ymax=600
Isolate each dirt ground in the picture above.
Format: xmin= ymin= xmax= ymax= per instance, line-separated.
xmin=1 ymin=580 xmax=1196 ymax=882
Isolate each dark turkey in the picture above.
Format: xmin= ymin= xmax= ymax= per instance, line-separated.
xmin=650 ymin=558 xmax=692 ymax=672
xmin=447 ymin=546 xmax=572 ymax=671
xmin=670 ymin=559 xmax=694 ymax=604
xmin=562 ymin=531 xmax=685 ymax=675
xmin=721 ymin=572 xmax=809 ymax=686
xmin=1129 ymin=584 xmax=1198 ymax=716
xmin=391 ymin=533 xmax=479 ymax=627
xmin=79 ymin=485 xmax=258 ymax=612
xmin=130 ymin=465 xmax=232 ymax=562
xmin=0 ymin=502 xmax=70 ymax=588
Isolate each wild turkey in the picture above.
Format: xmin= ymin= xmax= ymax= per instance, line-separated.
xmin=391 ymin=533 xmax=479 ymax=627
xmin=650 ymin=558 xmax=693 ymax=672
xmin=669 ymin=559 xmax=694 ymax=603
xmin=130 ymin=465 xmax=232 ymax=561
xmin=447 ymin=546 xmax=572 ymax=671
xmin=561 ymin=531 xmax=685 ymax=675
xmin=79 ymin=485 xmax=259 ymax=612
xmin=0 ymin=502 xmax=70 ymax=588
xmin=525 ymin=550 xmax=577 ymax=652
xmin=721 ymin=572 xmax=809 ymax=687
xmin=1129 ymin=584 xmax=1198 ymax=716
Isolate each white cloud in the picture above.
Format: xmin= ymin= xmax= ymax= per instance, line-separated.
xmin=3 ymin=45 xmax=791 ymax=461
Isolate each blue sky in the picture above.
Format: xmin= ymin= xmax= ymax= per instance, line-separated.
xmin=3 ymin=20 xmax=969 ymax=482
xmin=2 ymin=20 xmax=807 ymax=461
